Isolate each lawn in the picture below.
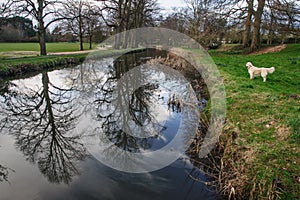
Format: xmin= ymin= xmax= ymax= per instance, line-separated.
xmin=207 ymin=44 xmax=300 ymax=199
xmin=0 ymin=42 xmax=96 ymax=53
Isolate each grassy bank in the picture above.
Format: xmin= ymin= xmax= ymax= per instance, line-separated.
xmin=0 ymin=42 xmax=98 ymax=77
xmin=0 ymin=49 xmax=134 ymax=78
xmin=208 ymin=44 xmax=300 ymax=199
xmin=0 ymin=54 xmax=87 ymax=77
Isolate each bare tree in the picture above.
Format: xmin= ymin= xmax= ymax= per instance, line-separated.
xmin=243 ymin=0 xmax=299 ymax=50
xmin=98 ymin=0 xmax=131 ymax=49
xmin=132 ymin=0 xmax=160 ymax=28
xmin=243 ymin=0 xmax=254 ymax=47
xmin=263 ymin=3 xmax=276 ymax=45
xmin=60 ymin=0 xmax=102 ymax=51
xmin=175 ymin=0 xmax=229 ymax=46
xmin=98 ymin=0 xmax=160 ymax=49
xmin=251 ymin=0 xmax=266 ymax=51
xmin=184 ymin=0 xmax=206 ymax=42
xmin=160 ymin=8 xmax=188 ymax=33
xmin=10 ymin=0 xmax=65 ymax=55
xmin=266 ymin=0 xmax=300 ymax=43
xmin=84 ymin=4 xmax=102 ymax=49
xmin=61 ymin=0 xmax=86 ymax=51
xmin=0 ymin=0 xmax=13 ymax=18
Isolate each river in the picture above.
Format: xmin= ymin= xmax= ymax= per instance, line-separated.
xmin=0 ymin=49 xmax=216 ymax=200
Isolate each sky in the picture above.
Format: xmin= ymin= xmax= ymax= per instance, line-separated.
xmin=0 ymin=0 xmax=186 ymax=13
xmin=157 ymin=0 xmax=186 ymax=11
xmin=0 ymin=0 xmax=186 ymax=8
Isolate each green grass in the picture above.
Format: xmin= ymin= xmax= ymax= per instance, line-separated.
xmin=0 ymin=54 xmax=87 ymax=67
xmin=0 ymin=42 xmax=96 ymax=53
xmin=0 ymin=54 xmax=88 ymax=77
xmin=207 ymin=44 xmax=300 ymax=199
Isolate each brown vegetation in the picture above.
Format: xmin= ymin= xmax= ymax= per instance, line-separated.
xmin=250 ymin=44 xmax=287 ymax=55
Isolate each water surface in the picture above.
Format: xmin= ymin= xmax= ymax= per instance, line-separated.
xmin=0 ymin=49 xmax=216 ymax=200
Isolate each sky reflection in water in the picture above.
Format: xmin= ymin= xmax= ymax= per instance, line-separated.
xmin=0 ymin=50 xmax=216 ymax=200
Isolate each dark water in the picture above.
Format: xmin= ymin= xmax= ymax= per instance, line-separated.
xmin=0 ymin=49 xmax=216 ymax=200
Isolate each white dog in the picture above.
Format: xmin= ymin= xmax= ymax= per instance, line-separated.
xmin=246 ymin=62 xmax=275 ymax=82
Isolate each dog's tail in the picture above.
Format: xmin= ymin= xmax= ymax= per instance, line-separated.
xmin=268 ymin=67 xmax=275 ymax=74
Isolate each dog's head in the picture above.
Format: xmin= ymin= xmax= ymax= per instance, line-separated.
xmin=246 ymin=62 xmax=253 ymax=69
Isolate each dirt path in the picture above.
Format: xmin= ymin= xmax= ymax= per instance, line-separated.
xmin=250 ymin=44 xmax=287 ymax=55
xmin=48 ymin=47 xmax=109 ymax=55
xmin=47 ymin=49 xmax=98 ymax=55
xmin=0 ymin=51 xmax=38 ymax=58
xmin=0 ymin=48 xmax=105 ymax=58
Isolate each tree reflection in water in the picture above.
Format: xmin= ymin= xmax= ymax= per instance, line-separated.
xmin=73 ymin=49 xmax=199 ymax=172
xmin=94 ymin=58 xmax=166 ymax=153
xmin=0 ymin=164 xmax=9 ymax=182
xmin=0 ymin=71 xmax=87 ymax=184
xmin=0 ymin=48 xmax=206 ymax=185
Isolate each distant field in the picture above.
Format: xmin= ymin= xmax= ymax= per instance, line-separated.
xmin=0 ymin=42 xmax=96 ymax=53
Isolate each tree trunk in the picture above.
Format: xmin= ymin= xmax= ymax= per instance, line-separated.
xmin=122 ymin=0 xmax=132 ymax=49
xmin=251 ymin=0 xmax=265 ymax=52
xmin=39 ymin=29 xmax=47 ymax=55
xmin=114 ymin=0 xmax=123 ymax=49
xmin=267 ymin=10 xmax=275 ymax=45
xmin=89 ymin=35 xmax=92 ymax=49
xmin=79 ymin=33 xmax=83 ymax=51
xmin=79 ymin=14 xmax=84 ymax=51
xmin=38 ymin=0 xmax=47 ymax=55
xmin=243 ymin=0 xmax=253 ymax=48
xmin=41 ymin=71 xmax=56 ymax=131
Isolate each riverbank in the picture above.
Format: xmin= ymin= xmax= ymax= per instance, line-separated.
xmin=208 ymin=44 xmax=300 ymax=199
xmin=0 ymin=49 xmax=133 ymax=79
xmin=0 ymin=54 xmax=87 ymax=78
